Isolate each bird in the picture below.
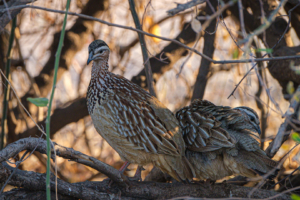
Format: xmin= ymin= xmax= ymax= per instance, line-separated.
xmin=176 ymin=99 xmax=278 ymax=181
xmin=86 ymin=39 xmax=195 ymax=182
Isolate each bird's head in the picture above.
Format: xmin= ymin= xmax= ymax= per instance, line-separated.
xmin=87 ymin=40 xmax=110 ymax=65
xmin=233 ymin=106 xmax=261 ymax=137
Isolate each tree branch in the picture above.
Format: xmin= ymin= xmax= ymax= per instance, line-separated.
xmin=167 ymin=0 xmax=205 ymax=16
xmin=0 ymin=161 xmax=290 ymax=199
xmin=128 ymin=0 xmax=156 ymax=97
xmin=0 ymin=138 xmax=127 ymax=185
xmin=192 ymin=1 xmax=218 ymax=101
xmin=266 ymin=85 xmax=300 ymax=157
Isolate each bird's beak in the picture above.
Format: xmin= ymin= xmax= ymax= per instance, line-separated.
xmin=255 ymin=124 xmax=261 ymax=135
xmin=87 ymin=52 xmax=93 ymax=65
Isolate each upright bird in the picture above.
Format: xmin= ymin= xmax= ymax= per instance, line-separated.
xmin=86 ymin=40 xmax=195 ymax=182
xmin=176 ymin=99 xmax=278 ymax=180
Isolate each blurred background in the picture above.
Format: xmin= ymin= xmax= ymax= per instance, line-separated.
xmin=0 ymin=0 xmax=299 ymax=192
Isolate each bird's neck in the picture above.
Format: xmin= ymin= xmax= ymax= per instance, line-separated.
xmin=91 ymin=59 xmax=111 ymax=85
xmin=87 ymin=59 xmax=112 ymax=113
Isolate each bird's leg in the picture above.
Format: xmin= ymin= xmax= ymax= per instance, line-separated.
xmin=118 ymin=161 xmax=131 ymax=174
xmin=108 ymin=161 xmax=131 ymax=187
xmin=132 ymin=165 xmax=145 ymax=181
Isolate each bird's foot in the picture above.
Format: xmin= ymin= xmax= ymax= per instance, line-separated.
xmin=129 ymin=165 xmax=145 ymax=182
xmin=204 ymin=179 xmax=216 ymax=190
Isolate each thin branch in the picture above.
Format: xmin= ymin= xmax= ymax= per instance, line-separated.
xmin=238 ymin=0 xmax=288 ymax=46
xmin=237 ymin=0 xmax=247 ymax=38
xmin=266 ymin=85 xmax=300 ymax=158
xmin=45 ymin=1 xmax=70 ymax=199
xmin=197 ymin=0 xmax=236 ymax=35
xmin=2 ymin=5 xmax=300 ymax=64
xmin=0 ymin=150 xmax=29 ymax=193
xmin=128 ymin=0 xmax=156 ymax=97
xmin=1 ymin=18 xmax=16 ymax=150
xmin=167 ymin=0 xmax=206 ymax=16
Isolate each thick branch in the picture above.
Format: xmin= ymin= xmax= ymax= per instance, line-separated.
xmin=191 ymin=2 xmax=217 ymax=101
xmin=1 ymin=162 xmax=122 ymax=200
xmin=0 ymin=138 xmax=127 ymax=185
xmin=1 ymin=188 xmax=77 ymax=200
xmin=0 ymin=162 xmax=290 ymax=199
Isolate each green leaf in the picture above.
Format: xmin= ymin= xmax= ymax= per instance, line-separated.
xmin=291 ymin=194 xmax=300 ymax=200
xmin=232 ymin=48 xmax=239 ymax=59
xmin=287 ymin=81 xmax=295 ymax=95
xmin=291 ymin=132 xmax=300 ymax=143
xmin=27 ymin=97 xmax=48 ymax=107
xmin=255 ymin=48 xmax=273 ymax=53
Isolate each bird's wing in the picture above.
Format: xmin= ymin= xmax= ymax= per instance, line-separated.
xmin=176 ymin=105 xmax=236 ymax=152
xmin=109 ymin=75 xmax=182 ymax=157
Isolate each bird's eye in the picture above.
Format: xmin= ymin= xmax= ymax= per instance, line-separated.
xmin=250 ymin=116 xmax=255 ymax=121
xmin=99 ymin=50 xmax=104 ymax=54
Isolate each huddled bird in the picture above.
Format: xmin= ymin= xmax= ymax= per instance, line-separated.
xmin=176 ymin=99 xmax=278 ymax=181
xmin=86 ymin=39 xmax=195 ymax=182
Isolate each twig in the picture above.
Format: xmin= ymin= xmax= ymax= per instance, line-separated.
xmin=45 ymin=1 xmax=70 ymax=199
xmin=238 ymin=0 xmax=288 ymax=46
xmin=272 ymin=2 xmax=300 ymax=50
xmin=0 ymin=150 xmax=29 ymax=193
xmin=1 ymin=5 xmax=300 ymax=64
xmin=237 ymin=0 xmax=247 ymax=38
xmin=1 ymin=18 xmax=16 ymax=150
xmin=2 ymin=0 xmax=12 ymax=21
xmin=266 ymin=85 xmax=300 ymax=158
xmin=119 ymin=10 xmax=194 ymax=58
xmin=167 ymin=0 xmax=206 ymax=16
xmin=227 ymin=62 xmax=258 ymax=99
xmin=128 ymin=0 xmax=156 ymax=97
xmin=0 ymin=58 xmax=52 ymax=158
xmin=197 ymin=0 xmax=236 ymax=34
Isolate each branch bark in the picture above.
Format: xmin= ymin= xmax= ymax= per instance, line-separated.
xmin=0 ymin=137 xmax=127 ymax=185
xmin=191 ymin=1 xmax=217 ymax=101
xmin=0 ymin=161 xmax=290 ymax=200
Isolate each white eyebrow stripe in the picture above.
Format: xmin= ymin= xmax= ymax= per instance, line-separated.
xmin=94 ymin=46 xmax=110 ymax=53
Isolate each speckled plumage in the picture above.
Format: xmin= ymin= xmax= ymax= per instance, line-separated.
xmin=87 ymin=40 xmax=195 ymax=181
xmin=176 ymin=100 xmax=278 ymax=180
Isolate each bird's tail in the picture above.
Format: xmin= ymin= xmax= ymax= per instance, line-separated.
xmin=155 ymin=154 xmax=195 ymax=182
xmin=234 ymin=150 xmax=279 ymax=179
